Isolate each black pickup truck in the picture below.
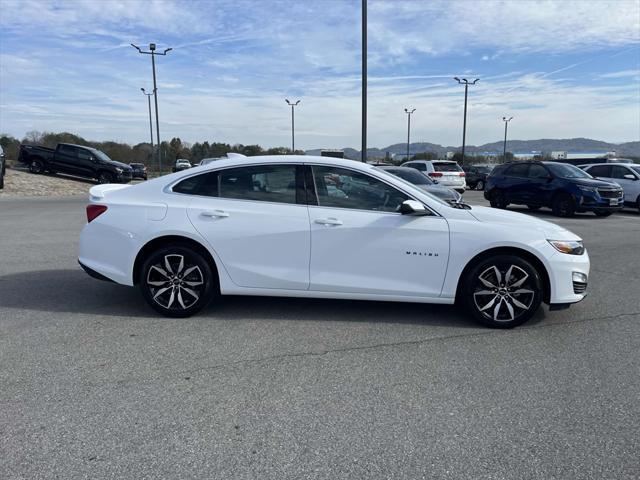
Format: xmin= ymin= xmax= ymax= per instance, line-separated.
xmin=19 ymin=143 xmax=132 ymax=184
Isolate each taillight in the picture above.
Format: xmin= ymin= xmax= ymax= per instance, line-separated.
xmin=429 ymin=172 xmax=443 ymax=177
xmin=86 ymin=204 xmax=108 ymax=223
xmin=459 ymin=172 xmax=466 ymax=177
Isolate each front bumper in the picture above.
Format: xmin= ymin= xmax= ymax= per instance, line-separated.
xmin=575 ymin=189 xmax=624 ymax=213
xmin=547 ymin=248 xmax=590 ymax=305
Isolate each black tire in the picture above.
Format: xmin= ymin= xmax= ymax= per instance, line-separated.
xmin=476 ymin=180 xmax=485 ymax=191
xmin=489 ymin=190 xmax=508 ymax=209
xmin=29 ymin=159 xmax=44 ymax=174
xmin=463 ymin=254 xmax=543 ymax=328
xmin=594 ymin=211 xmax=612 ymax=217
xmin=140 ymin=245 xmax=216 ymax=318
xmin=527 ymin=205 xmax=541 ymax=211
xmin=97 ymin=171 xmax=114 ymax=184
xmin=551 ymin=194 xmax=575 ymax=217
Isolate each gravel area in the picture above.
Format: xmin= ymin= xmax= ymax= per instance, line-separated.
xmin=0 ymin=167 xmax=95 ymax=197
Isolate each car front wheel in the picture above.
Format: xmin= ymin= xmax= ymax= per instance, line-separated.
xmin=463 ymin=255 xmax=543 ymax=328
xmin=140 ymin=245 xmax=215 ymax=317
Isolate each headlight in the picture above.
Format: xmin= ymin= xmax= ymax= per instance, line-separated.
xmin=577 ymin=185 xmax=597 ymax=193
xmin=115 ymin=167 xmax=123 ymax=174
xmin=548 ymin=240 xmax=585 ymax=255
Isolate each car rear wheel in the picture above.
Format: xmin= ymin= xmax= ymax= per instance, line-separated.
xmin=140 ymin=245 xmax=215 ymax=317
xmin=29 ymin=159 xmax=44 ymax=174
xmin=475 ymin=180 xmax=485 ymax=190
xmin=551 ymin=194 xmax=575 ymax=217
xmin=489 ymin=190 xmax=508 ymax=209
xmin=463 ymin=255 xmax=543 ymax=328
xmin=97 ymin=171 xmax=114 ymax=184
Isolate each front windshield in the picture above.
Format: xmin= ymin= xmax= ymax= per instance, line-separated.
xmin=385 ymin=168 xmax=433 ymax=185
xmin=546 ymin=163 xmax=592 ymax=179
xmin=88 ymin=148 xmax=112 ymax=162
xmin=375 ymin=168 xmax=451 ymax=207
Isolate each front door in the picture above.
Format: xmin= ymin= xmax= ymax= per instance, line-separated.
xmin=186 ymin=164 xmax=311 ymax=290
xmin=307 ymin=165 xmax=450 ymax=297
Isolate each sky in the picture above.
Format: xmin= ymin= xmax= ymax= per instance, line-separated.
xmin=1 ymin=0 xmax=639 ymax=150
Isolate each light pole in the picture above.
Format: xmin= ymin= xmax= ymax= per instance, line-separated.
xmin=502 ymin=116 xmax=513 ymax=162
xmin=453 ymin=77 xmax=479 ymax=166
xmin=404 ymin=108 xmax=416 ymax=161
xmin=131 ymin=43 xmax=172 ymax=173
xmin=285 ymin=99 xmax=300 ymax=153
xmin=361 ymin=0 xmax=367 ymax=162
xmin=140 ymin=88 xmax=155 ymax=153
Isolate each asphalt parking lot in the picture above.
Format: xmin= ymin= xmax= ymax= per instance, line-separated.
xmin=1 ymin=191 xmax=639 ymax=479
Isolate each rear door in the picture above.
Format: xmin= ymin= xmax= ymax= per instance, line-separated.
xmin=307 ymin=165 xmax=449 ymax=297
xmin=53 ymin=145 xmax=82 ymax=175
xmin=185 ymin=164 xmax=311 ymax=290
xmin=502 ymin=163 xmax=530 ymax=203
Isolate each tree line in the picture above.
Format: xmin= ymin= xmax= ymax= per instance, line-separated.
xmin=0 ymin=131 xmax=303 ymax=171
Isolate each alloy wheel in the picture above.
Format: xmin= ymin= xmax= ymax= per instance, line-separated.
xmin=146 ymin=254 xmax=205 ymax=311
xmin=473 ymin=264 xmax=535 ymax=323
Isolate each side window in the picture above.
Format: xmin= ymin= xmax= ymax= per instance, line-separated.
xmin=412 ymin=163 xmax=427 ymax=172
xmin=611 ymin=166 xmax=630 ymax=179
xmin=58 ymin=145 xmax=78 ymax=157
xmin=219 ymin=164 xmax=297 ymax=204
xmin=505 ymin=163 xmax=529 ymax=177
xmin=312 ymin=166 xmax=408 ymax=213
xmin=77 ymin=149 xmax=92 ymax=161
xmin=173 ymin=172 xmax=219 ymax=196
xmin=587 ymin=165 xmax=611 ymax=177
xmin=528 ymin=164 xmax=549 ymax=179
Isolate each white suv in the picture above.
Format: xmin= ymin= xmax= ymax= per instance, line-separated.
xmin=401 ymin=160 xmax=467 ymax=193
xmin=581 ymin=163 xmax=640 ymax=212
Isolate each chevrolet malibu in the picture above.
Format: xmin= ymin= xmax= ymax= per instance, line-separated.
xmin=79 ymin=155 xmax=589 ymax=328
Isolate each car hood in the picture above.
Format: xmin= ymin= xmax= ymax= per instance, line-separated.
xmin=572 ymin=177 xmax=619 ymax=188
xmin=416 ymin=184 xmax=459 ymax=201
xmin=468 ymin=206 xmax=581 ymax=240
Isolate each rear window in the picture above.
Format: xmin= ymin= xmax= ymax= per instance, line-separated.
xmin=433 ymin=162 xmax=462 ymax=172
xmin=173 ymin=172 xmax=219 ymax=196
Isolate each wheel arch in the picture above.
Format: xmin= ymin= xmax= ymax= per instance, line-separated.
xmin=455 ymin=246 xmax=551 ymax=304
xmin=132 ymin=235 xmax=220 ymax=292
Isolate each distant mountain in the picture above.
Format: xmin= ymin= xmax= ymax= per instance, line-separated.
xmin=306 ymin=138 xmax=640 ymax=159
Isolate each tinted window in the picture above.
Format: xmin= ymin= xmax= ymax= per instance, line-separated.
xmin=611 ymin=166 xmax=631 ymax=179
xmin=630 ymin=165 xmax=640 ymax=176
xmin=546 ymin=163 xmax=591 ymax=179
xmin=58 ymin=145 xmax=78 ymax=157
xmin=312 ymin=166 xmax=408 ymax=213
xmin=173 ymin=171 xmax=218 ymax=196
xmin=433 ymin=162 xmax=463 ymax=172
xmin=528 ymin=164 xmax=549 ymax=179
xmin=406 ymin=162 xmax=427 ymax=172
xmin=77 ymin=149 xmax=92 ymax=161
xmin=505 ymin=163 xmax=529 ymax=177
xmin=383 ymin=167 xmax=433 ymax=185
xmin=586 ymin=165 xmax=611 ymax=177
xmin=219 ymin=165 xmax=296 ymax=204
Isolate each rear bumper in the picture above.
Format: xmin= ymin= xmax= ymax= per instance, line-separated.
xmin=78 ymin=260 xmax=115 ymax=283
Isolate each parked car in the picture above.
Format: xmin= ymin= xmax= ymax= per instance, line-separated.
xmin=0 ymin=145 xmax=5 ymax=190
xmin=377 ymin=166 xmax=462 ymax=203
xmin=79 ymin=155 xmax=590 ymax=329
xmin=401 ymin=160 xmax=466 ymax=193
xmin=580 ymin=163 xmax=640 ymax=212
xmin=463 ymin=164 xmax=493 ymax=190
xmin=173 ymin=159 xmax=192 ymax=172
xmin=485 ymin=161 xmax=623 ymax=217
xmin=129 ymin=163 xmax=148 ymax=180
xmin=18 ymin=143 xmax=132 ymax=184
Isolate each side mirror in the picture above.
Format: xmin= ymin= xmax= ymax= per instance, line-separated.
xmin=623 ymin=174 xmax=637 ymax=180
xmin=399 ymin=200 xmax=430 ymax=216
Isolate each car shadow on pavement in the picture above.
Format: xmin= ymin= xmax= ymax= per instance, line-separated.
xmin=0 ymin=269 xmax=546 ymax=329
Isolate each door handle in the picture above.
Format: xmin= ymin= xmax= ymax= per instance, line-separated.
xmin=314 ymin=217 xmax=343 ymax=226
xmin=201 ymin=210 xmax=229 ymax=218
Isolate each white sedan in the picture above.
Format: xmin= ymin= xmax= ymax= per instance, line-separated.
xmin=79 ymin=155 xmax=589 ymax=328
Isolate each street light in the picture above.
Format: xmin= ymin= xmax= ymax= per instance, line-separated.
xmin=140 ymin=88 xmax=155 ymax=154
xmin=285 ymin=99 xmax=301 ymax=153
xmin=131 ymin=43 xmax=172 ymax=173
xmin=453 ymin=77 xmax=479 ymax=166
xmin=404 ymin=108 xmax=416 ymax=161
xmin=362 ymin=0 xmax=367 ymax=162
xmin=502 ymin=116 xmax=513 ymax=162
